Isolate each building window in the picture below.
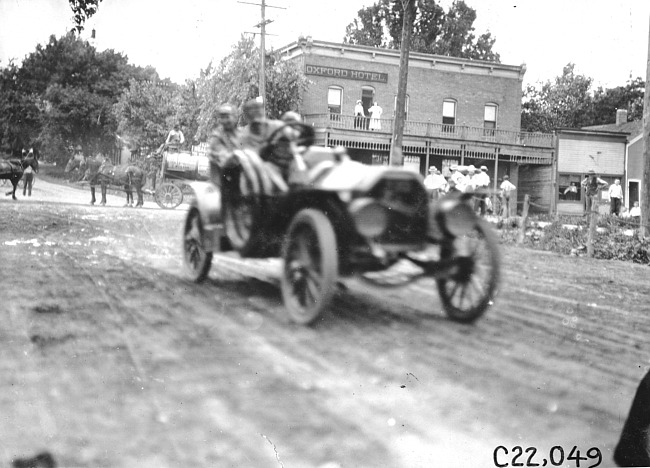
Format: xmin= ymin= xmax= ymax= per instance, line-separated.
xmin=484 ymin=103 xmax=498 ymax=136
xmin=558 ymin=174 xmax=582 ymax=202
xmin=442 ymin=99 xmax=456 ymax=132
xmin=393 ymin=94 xmax=410 ymax=120
xmin=327 ymin=86 xmax=342 ymax=115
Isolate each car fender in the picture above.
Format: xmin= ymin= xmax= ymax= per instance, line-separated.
xmin=186 ymin=181 xmax=223 ymax=251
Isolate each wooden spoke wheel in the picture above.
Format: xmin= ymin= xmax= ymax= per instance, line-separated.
xmin=281 ymin=209 xmax=338 ymax=325
xmin=182 ymin=207 xmax=213 ymax=282
xmin=436 ymin=219 xmax=500 ymax=323
xmin=222 ymin=159 xmax=263 ymax=257
xmin=155 ymin=182 xmax=183 ymax=209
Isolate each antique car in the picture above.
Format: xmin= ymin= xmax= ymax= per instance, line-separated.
xmin=182 ymin=121 xmax=500 ymax=325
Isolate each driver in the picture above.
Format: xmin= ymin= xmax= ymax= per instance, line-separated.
xmin=239 ymin=100 xmax=295 ymax=184
xmin=240 ymin=99 xmax=283 ymax=152
xmin=158 ymin=123 xmax=185 ymax=154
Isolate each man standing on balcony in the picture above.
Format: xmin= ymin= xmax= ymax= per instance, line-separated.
xmin=368 ymin=102 xmax=383 ymax=131
xmin=354 ymin=100 xmax=365 ymax=130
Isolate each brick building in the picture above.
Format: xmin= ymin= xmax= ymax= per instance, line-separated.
xmin=277 ymin=37 xmax=555 ymax=212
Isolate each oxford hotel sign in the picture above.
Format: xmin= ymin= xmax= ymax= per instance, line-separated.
xmin=305 ymin=65 xmax=388 ymax=83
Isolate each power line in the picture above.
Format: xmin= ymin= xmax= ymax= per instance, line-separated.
xmin=238 ymin=0 xmax=286 ymax=115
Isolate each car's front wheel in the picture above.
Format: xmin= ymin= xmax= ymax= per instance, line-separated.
xmin=281 ymin=209 xmax=338 ymax=325
xmin=436 ymin=218 xmax=500 ymax=323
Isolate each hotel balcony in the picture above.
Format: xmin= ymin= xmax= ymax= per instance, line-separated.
xmin=304 ymin=113 xmax=555 ymax=166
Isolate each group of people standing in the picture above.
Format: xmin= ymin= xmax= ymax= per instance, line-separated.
xmin=423 ymin=164 xmax=517 ymax=217
xmin=581 ymin=170 xmax=641 ymax=220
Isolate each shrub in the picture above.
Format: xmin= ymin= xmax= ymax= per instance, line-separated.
xmin=498 ymin=214 xmax=650 ymax=265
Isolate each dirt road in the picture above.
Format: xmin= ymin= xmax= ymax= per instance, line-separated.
xmin=1 ymin=178 xmax=649 ymax=467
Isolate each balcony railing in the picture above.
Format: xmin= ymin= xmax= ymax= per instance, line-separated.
xmin=303 ymin=113 xmax=554 ymax=148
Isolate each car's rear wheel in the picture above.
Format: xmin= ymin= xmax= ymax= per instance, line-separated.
xmin=281 ymin=209 xmax=338 ymax=325
xmin=182 ymin=207 xmax=213 ymax=282
xmin=436 ymin=219 xmax=500 ymax=323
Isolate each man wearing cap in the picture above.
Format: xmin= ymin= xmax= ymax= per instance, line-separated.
xmin=239 ymin=99 xmax=283 ymax=152
xmin=423 ymin=166 xmax=447 ymax=200
xmin=208 ymin=104 xmax=242 ymax=185
xmin=581 ymin=170 xmax=608 ymax=214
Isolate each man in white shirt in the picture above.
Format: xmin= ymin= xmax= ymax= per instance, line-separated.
xmin=608 ymin=179 xmax=623 ymax=216
xmin=423 ymin=166 xmax=447 ymax=200
xmin=163 ymin=123 xmax=185 ymax=152
xmin=500 ymin=175 xmax=516 ymax=218
xmin=474 ymin=165 xmax=491 ymax=215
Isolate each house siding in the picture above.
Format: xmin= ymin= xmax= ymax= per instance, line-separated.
xmin=557 ymin=134 xmax=625 ymax=175
xmin=518 ymin=165 xmax=553 ymax=214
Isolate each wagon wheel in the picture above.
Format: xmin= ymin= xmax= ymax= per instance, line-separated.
xmin=182 ymin=207 xmax=213 ymax=282
xmin=222 ymin=157 xmax=263 ymax=256
xmin=436 ymin=218 xmax=500 ymax=323
xmin=281 ymin=209 xmax=338 ymax=325
xmin=155 ymin=182 xmax=183 ymax=209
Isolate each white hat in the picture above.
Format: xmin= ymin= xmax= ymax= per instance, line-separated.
xmin=451 ymin=164 xmax=458 ymax=171
xmin=467 ymin=165 xmax=476 ymax=172
xmin=429 ymin=166 xmax=438 ymax=172
xmin=480 ymin=165 xmax=488 ymax=171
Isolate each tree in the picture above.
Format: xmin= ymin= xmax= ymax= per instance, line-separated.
xmin=68 ymin=0 xmax=103 ymax=33
xmin=0 ymin=31 xmax=158 ymax=162
xmin=194 ymin=35 xmax=309 ymax=142
xmin=344 ymin=0 xmax=500 ymax=62
xmin=0 ymin=63 xmax=41 ymax=154
xmin=112 ymin=79 xmax=181 ymax=154
xmin=590 ymin=77 xmax=645 ymax=126
xmin=521 ymin=63 xmax=594 ymax=133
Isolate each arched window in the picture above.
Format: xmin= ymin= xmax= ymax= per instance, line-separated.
xmin=442 ymin=99 xmax=456 ymax=132
xmin=484 ymin=103 xmax=498 ymax=136
xmin=327 ymin=86 xmax=343 ymax=115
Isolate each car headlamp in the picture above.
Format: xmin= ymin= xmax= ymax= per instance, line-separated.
xmin=436 ymin=198 xmax=476 ymax=237
xmin=350 ymin=198 xmax=388 ymax=238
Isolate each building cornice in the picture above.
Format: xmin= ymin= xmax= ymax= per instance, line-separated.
xmin=276 ymin=37 xmax=527 ymax=81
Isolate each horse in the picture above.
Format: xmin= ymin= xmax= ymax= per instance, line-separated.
xmin=83 ymin=157 xmax=147 ymax=207
xmin=64 ymin=153 xmax=87 ymax=182
xmin=0 ymin=155 xmax=39 ymax=200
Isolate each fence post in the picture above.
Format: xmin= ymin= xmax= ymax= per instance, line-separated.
xmin=516 ymin=194 xmax=530 ymax=244
xmin=587 ymin=195 xmax=599 ymax=257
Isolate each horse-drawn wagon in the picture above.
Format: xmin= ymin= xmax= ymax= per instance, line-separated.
xmin=152 ymin=149 xmax=210 ymax=209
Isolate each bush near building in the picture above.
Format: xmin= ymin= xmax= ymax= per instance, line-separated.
xmin=497 ymin=214 xmax=650 ymax=265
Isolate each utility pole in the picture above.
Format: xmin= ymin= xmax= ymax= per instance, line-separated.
xmin=389 ymin=0 xmax=416 ymax=166
xmin=639 ymin=14 xmax=650 ymax=237
xmin=239 ymin=0 xmax=285 ymax=116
